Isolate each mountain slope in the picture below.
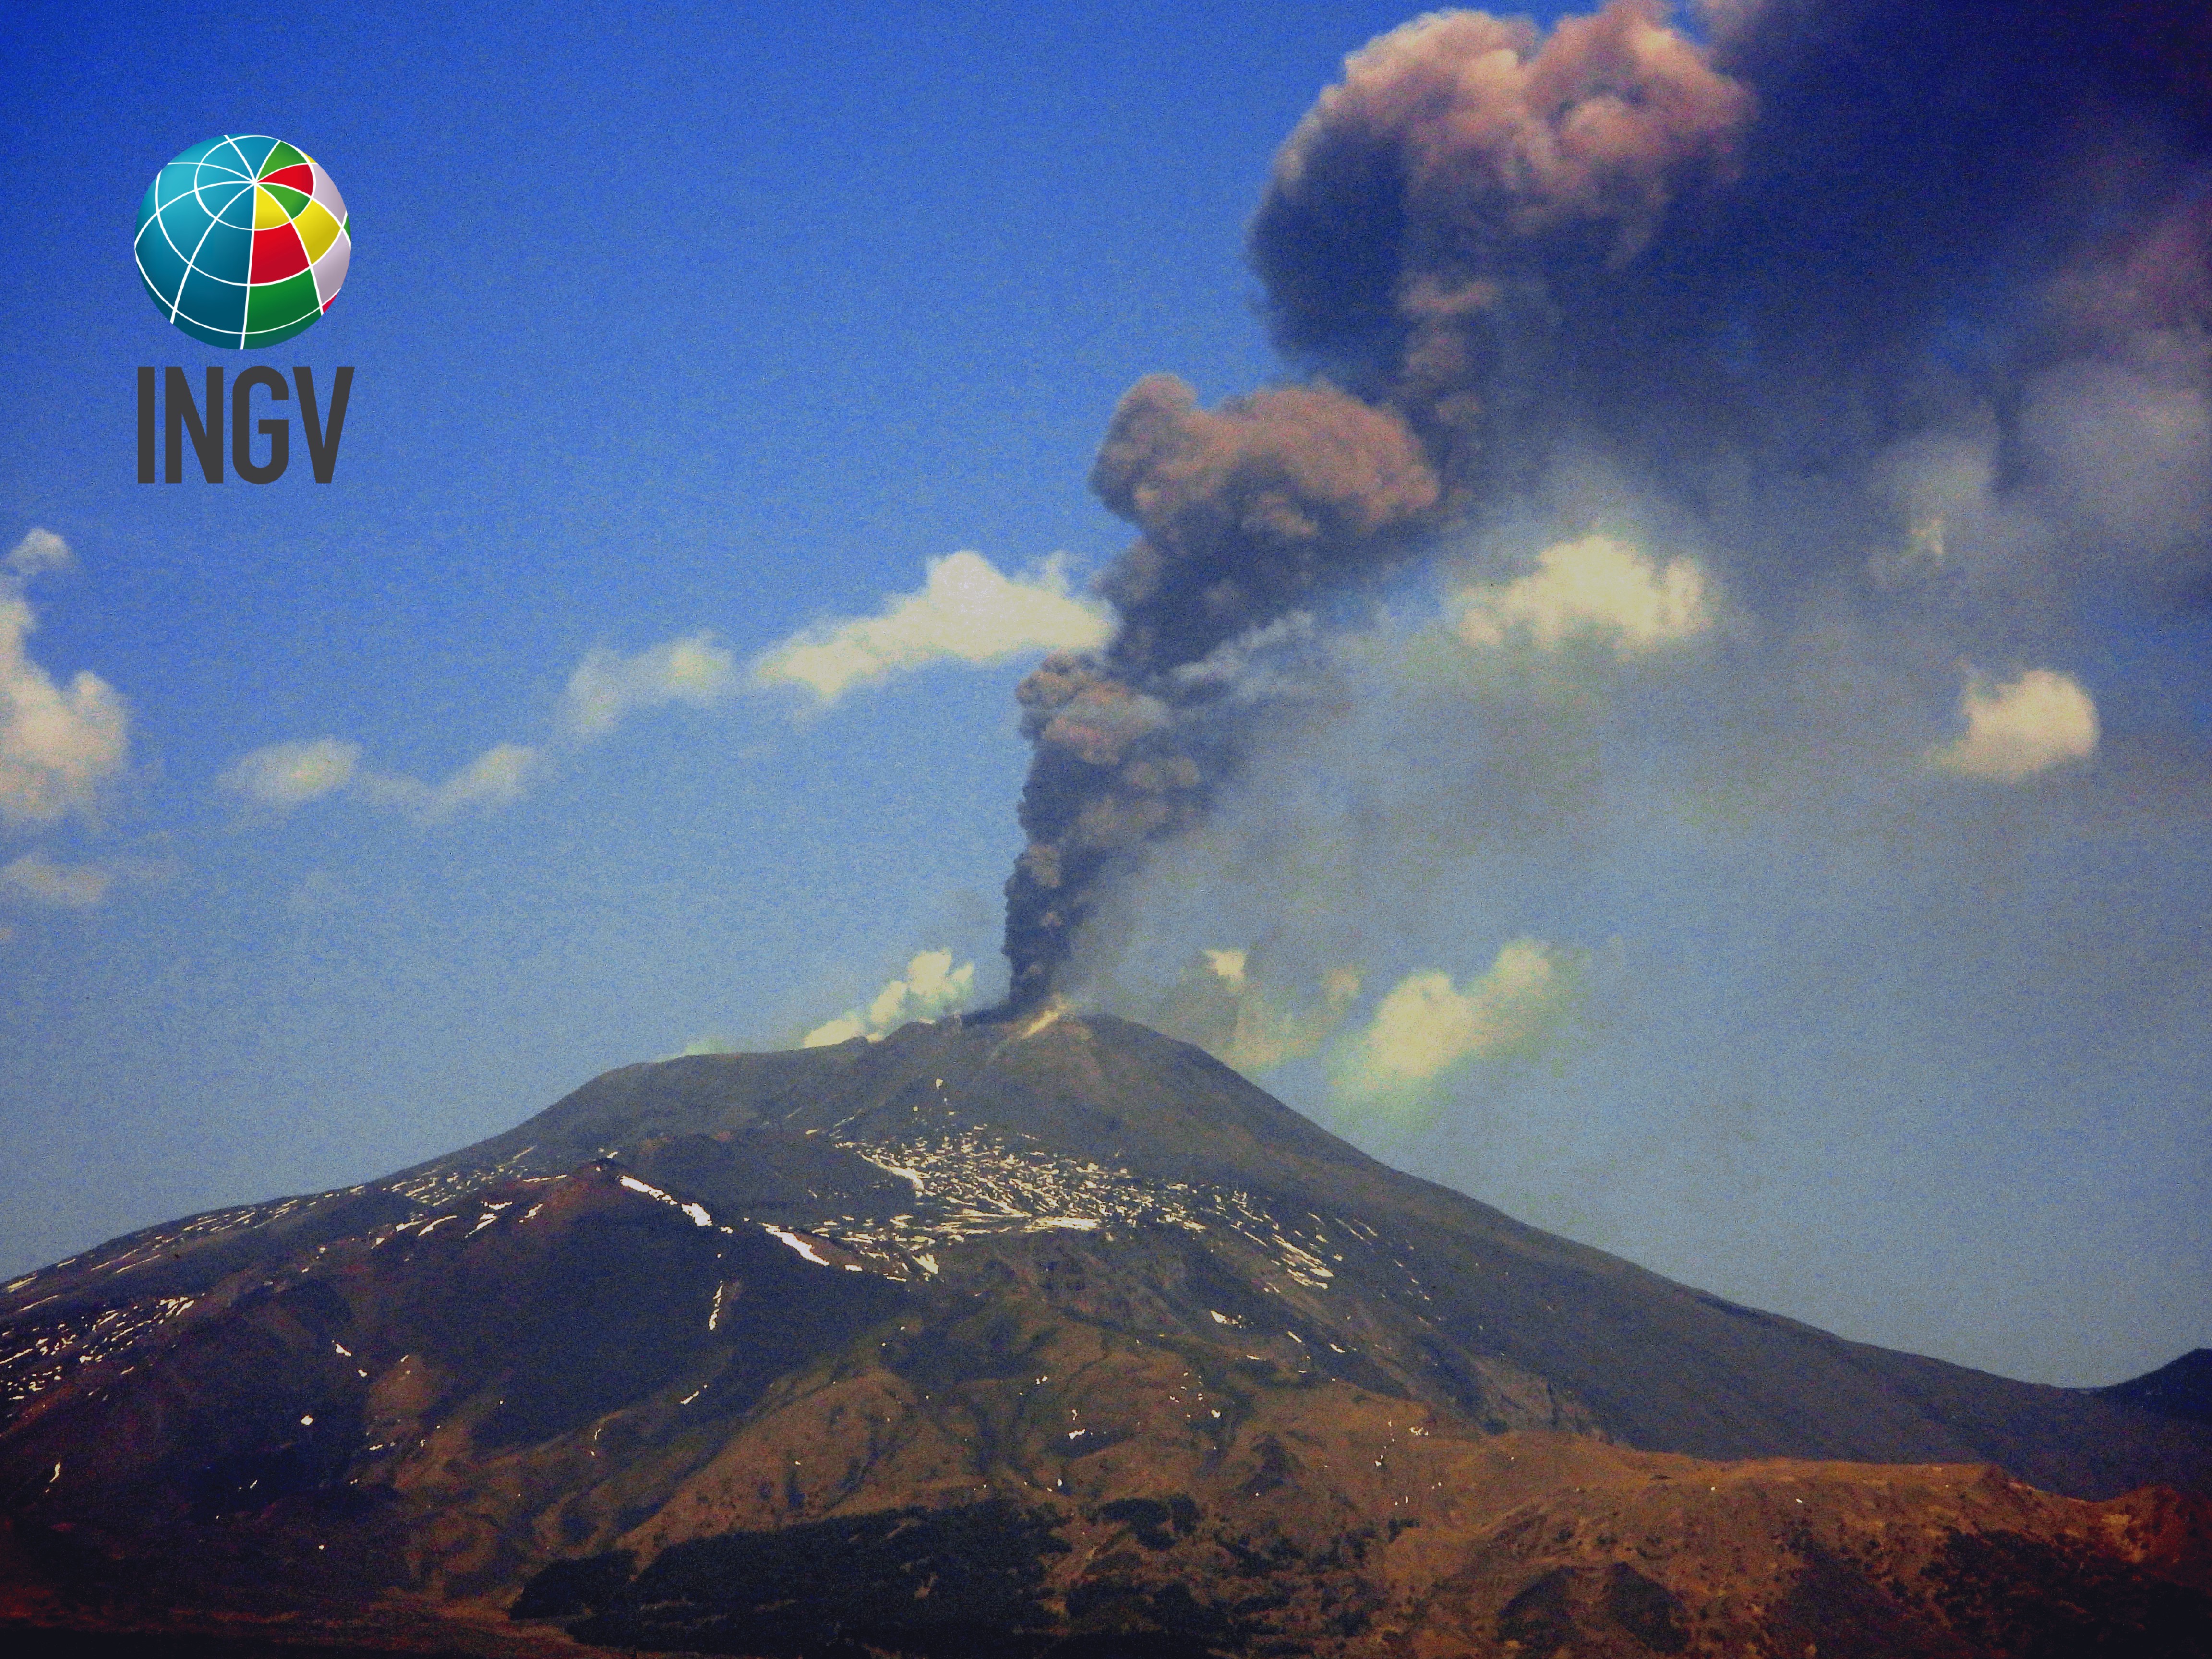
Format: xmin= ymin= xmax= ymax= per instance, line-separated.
xmin=387 ymin=1012 xmax=2212 ymax=1496
xmin=2 ymin=1013 xmax=2207 ymax=1656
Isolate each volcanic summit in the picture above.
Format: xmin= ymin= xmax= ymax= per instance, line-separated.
xmin=2 ymin=1013 xmax=2209 ymax=1656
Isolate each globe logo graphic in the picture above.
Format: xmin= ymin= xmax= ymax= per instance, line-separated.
xmin=134 ymin=136 xmax=351 ymax=349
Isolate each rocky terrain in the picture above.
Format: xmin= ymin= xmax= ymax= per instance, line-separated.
xmin=2 ymin=1012 xmax=2208 ymax=1654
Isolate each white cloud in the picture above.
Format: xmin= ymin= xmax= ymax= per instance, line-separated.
xmin=1 ymin=850 xmax=111 ymax=908
xmin=357 ymin=742 xmax=541 ymax=821
xmin=222 ymin=738 xmax=363 ymax=807
xmin=1331 ymin=938 xmax=1585 ymax=1119
xmin=223 ymin=736 xmax=541 ymax=822
xmin=754 ymin=551 xmax=1111 ymax=704
xmin=6 ymin=528 xmax=73 ymax=577
xmin=803 ymin=948 xmax=977 ymax=1046
xmin=1927 ymin=667 xmax=2099 ymax=783
xmin=218 ymin=549 xmax=1104 ymax=838
xmin=1455 ymin=534 xmax=1713 ymax=655
xmin=562 ymin=632 xmax=739 ymax=737
xmin=0 ymin=534 xmax=129 ymax=829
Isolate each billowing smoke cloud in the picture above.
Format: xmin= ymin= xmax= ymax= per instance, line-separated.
xmin=993 ymin=0 xmax=2211 ymax=1015
xmin=999 ymin=0 xmax=1752 ymax=1008
xmin=1252 ymin=0 xmax=1755 ymax=488
xmin=998 ymin=353 xmax=1451 ymax=1007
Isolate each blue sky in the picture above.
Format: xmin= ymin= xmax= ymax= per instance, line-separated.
xmin=1 ymin=0 xmax=2205 ymax=1389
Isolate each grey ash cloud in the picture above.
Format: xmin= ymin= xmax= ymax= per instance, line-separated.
xmin=995 ymin=0 xmax=2212 ymax=1012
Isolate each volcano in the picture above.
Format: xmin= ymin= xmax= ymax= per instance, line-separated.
xmin=3 ymin=1014 xmax=2209 ymax=1655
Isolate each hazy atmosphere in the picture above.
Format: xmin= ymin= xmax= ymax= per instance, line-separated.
xmin=2 ymin=0 xmax=2207 ymax=1390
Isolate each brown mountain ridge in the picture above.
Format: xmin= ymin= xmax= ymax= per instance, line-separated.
xmin=1 ymin=1013 xmax=2208 ymax=1655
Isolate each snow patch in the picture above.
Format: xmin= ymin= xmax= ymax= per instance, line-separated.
xmin=862 ymin=1154 xmax=927 ymax=1195
xmin=619 ymin=1174 xmax=713 ymax=1227
xmin=763 ymin=1225 xmax=830 ymax=1266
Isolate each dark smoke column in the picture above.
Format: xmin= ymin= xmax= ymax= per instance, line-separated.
xmin=998 ymin=0 xmax=1755 ymax=1012
xmin=999 ymin=378 xmax=1440 ymax=1011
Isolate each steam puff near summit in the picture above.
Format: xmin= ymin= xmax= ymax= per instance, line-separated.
xmin=803 ymin=949 xmax=978 ymax=1047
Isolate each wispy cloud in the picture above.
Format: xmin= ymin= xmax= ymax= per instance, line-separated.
xmin=220 ymin=738 xmax=362 ymax=808
xmin=1927 ymin=667 xmax=2098 ymax=783
xmin=1 ymin=530 xmax=128 ymax=829
xmin=561 ymin=632 xmax=738 ymax=737
xmin=1 ymin=849 xmax=113 ymax=908
xmin=755 ymin=551 xmax=1111 ymax=704
xmin=5 ymin=529 xmax=72 ymax=578
xmin=0 ymin=848 xmax=170 ymax=911
xmin=223 ymin=737 xmax=541 ymax=823
xmin=222 ymin=550 xmax=1103 ymax=834
xmin=354 ymin=742 xmax=542 ymax=821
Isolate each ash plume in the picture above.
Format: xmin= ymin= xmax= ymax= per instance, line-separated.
xmin=1000 ymin=379 xmax=1442 ymax=1008
xmin=997 ymin=0 xmax=2212 ymax=1012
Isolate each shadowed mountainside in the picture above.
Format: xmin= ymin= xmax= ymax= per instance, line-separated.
xmin=1 ymin=1013 xmax=2207 ymax=1655
xmin=394 ymin=1012 xmax=2212 ymax=1495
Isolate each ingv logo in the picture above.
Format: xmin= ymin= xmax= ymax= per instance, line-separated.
xmin=134 ymin=137 xmax=357 ymax=482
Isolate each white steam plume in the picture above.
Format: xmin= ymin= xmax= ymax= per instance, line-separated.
xmin=1331 ymin=938 xmax=1587 ymax=1126
xmin=1454 ymin=535 xmax=1714 ymax=656
xmin=803 ymin=949 xmax=978 ymax=1046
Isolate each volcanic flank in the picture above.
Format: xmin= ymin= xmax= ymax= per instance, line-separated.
xmin=2 ymin=1014 xmax=2209 ymax=1656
